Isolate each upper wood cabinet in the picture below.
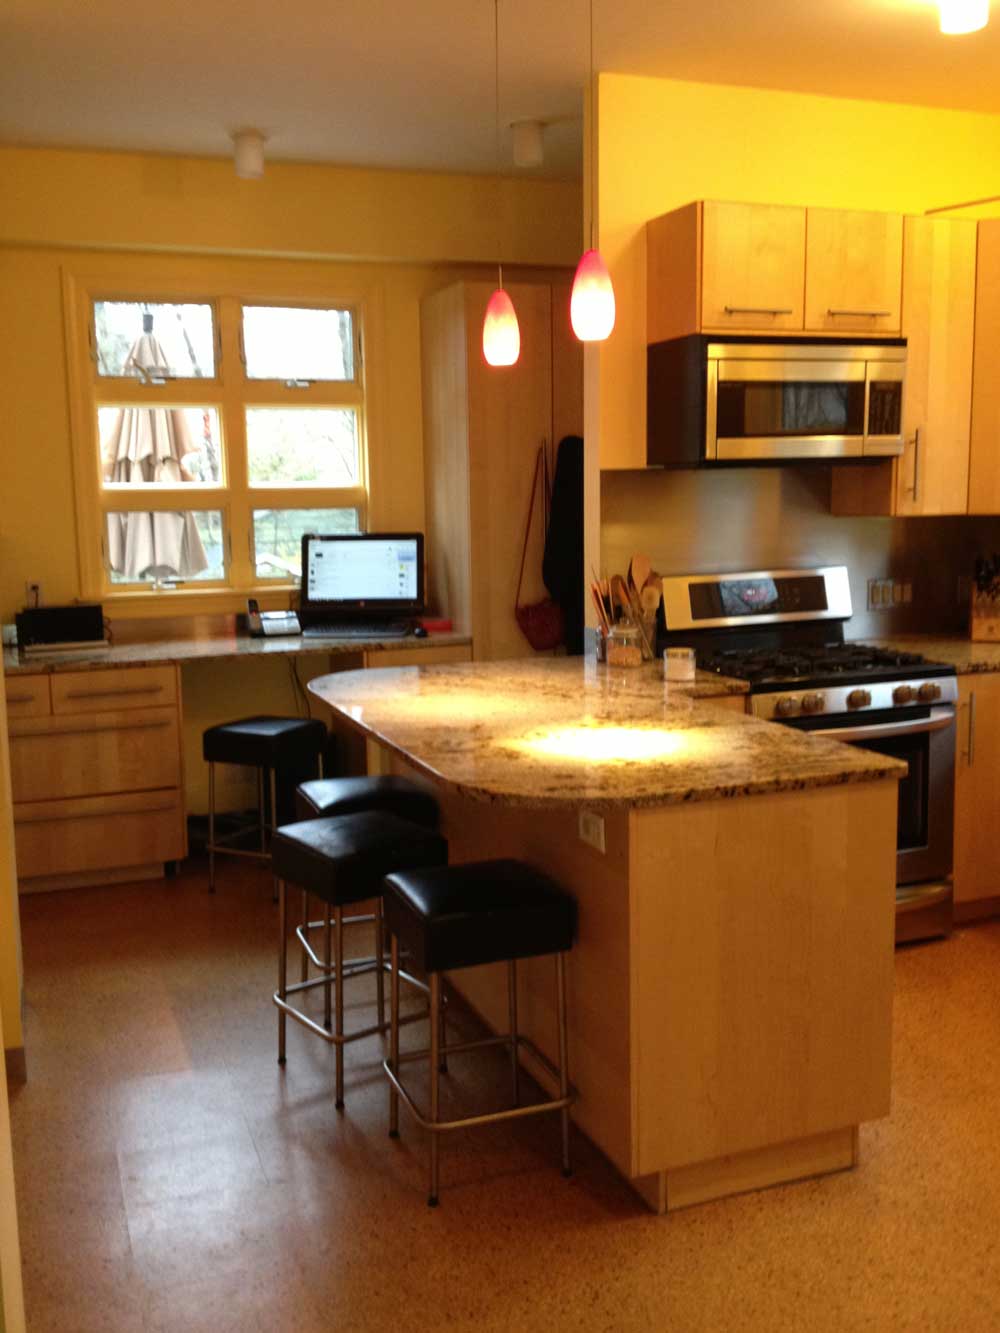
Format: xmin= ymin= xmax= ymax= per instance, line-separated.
xmin=803 ymin=209 xmax=903 ymax=335
xmin=969 ymin=220 xmax=1000 ymax=515
xmin=647 ymin=200 xmax=903 ymax=344
xmin=830 ymin=215 xmax=977 ymax=518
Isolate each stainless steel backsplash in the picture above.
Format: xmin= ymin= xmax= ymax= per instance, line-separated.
xmin=601 ymin=465 xmax=1000 ymax=639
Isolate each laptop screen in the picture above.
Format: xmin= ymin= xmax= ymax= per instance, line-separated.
xmin=300 ymin=533 xmax=425 ymax=615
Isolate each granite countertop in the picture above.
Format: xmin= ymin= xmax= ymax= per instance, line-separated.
xmin=869 ymin=635 xmax=1000 ymax=676
xmin=1 ymin=631 xmax=472 ymax=675
xmin=308 ymin=657 xmax=904 ymax=810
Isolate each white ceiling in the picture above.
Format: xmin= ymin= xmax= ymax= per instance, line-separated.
xmin=2 ymin=0 xmax=1000 ymax=178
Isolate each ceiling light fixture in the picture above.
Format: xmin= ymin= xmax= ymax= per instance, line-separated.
xmin=570 ymin=0 xmax=615 ymax=343
xmin=483 ymin=0 xmax=520 ymax=367
xmin=232 ymin=129 xmax=266 ymax=180
xmin=939 ymin=0 xmax=989 ymax=33
xmin=511 ymin=120 xmax=545 ymax=168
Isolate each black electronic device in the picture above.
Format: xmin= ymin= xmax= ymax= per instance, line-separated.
xmin=299 ymin=533 xmax=425 ymax=637
xmin=15 ymin=604 xmax=106 ymax=652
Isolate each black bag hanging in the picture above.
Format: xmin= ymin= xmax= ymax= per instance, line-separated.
xmin=542 ymin=435 xmax=584 ymax=656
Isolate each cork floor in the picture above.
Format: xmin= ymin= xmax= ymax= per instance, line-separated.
xmin=9 ymin=861 xmax=1000 ymax=1333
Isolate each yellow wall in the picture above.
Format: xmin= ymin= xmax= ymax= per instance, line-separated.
xmin=596 ymin=74 xmax=1000 ymax=469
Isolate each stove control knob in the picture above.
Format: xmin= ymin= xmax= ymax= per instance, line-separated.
xmin=847 ymin=688 xmax=872 ymax=710
xmin=773 ymin=696 xmax=799 ymax=718
xmin=893 ymin=685 xmax=914 ymax=705
xmin=800 ymin=693 xmax=825 ymax=715
xmin=918 ymin=681 xmax=942 ymax=703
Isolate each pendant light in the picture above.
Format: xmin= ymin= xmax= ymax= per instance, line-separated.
xmin=571 ymin=0 xmax=615 ymax=342
xmin=482 ymin=0 xmax=520 ymax=367
xmin=938 ymin=0 xmax=989 ymax=33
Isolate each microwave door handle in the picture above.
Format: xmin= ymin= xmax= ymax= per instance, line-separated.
xmin=812 ymin=711 xmax=955 ymax=743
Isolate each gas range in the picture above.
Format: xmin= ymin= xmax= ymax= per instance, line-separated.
xmin=658 ymin=565 xmax=957 ymax=942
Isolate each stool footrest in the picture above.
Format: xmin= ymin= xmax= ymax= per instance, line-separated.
xmin=273 ymin=993 xmax=428 ymax=1046
xmin=383 ymin=1049 xmax=573 ymax=1135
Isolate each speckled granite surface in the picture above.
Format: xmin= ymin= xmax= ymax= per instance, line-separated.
xmin=868 ymin=635 xmax=1000 ymax=676
xmin=2 ymin=631 xmax=471 ymax=675
xmin=309 ymin=657 xmax=904 ymax=809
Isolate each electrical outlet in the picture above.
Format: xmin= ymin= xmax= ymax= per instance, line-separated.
xmin=578 ymin=809 xmax=606 ymax=854
xmin=24 ymin=581 xmax=41 ymax=609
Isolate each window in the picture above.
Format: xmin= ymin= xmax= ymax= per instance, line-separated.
xmin=71 ymin=284 xmax=369 ymax=598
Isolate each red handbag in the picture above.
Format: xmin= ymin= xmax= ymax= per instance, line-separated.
xmin=514 ymin=445 xmax=565 ymax=652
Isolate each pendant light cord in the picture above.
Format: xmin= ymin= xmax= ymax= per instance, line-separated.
xmin=494 ymin=0 xmax=503 ymax=290
xmin=589 ymin=0 xmax=595 ymax=251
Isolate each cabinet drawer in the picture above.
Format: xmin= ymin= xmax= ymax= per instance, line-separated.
xmin=4 ymin=675 xmax=51 ymax=718
xmin=13 ymin=790 xmax=185 ymax=880
xmin=8 ymin=707 xmax=181 ymax=803
xmin=51 ymin=666 xmax=177 ymax=715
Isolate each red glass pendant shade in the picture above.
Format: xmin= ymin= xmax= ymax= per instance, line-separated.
xmin=482 ymin=287 xmax=521 ymax=366
xmin=570 ymin=247 xmax=615 ymax=342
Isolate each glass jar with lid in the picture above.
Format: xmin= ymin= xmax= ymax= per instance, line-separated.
xmin=606 ymin=622 xmax=643 ymax=668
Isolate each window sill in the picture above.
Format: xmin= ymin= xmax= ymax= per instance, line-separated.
xmin=97 ymin=586 xmax=299 ymax=620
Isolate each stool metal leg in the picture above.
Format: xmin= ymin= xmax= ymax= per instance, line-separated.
xmin=508 ymin=960 xmax=519 ymax=1106
xmin=257 ymin=768 xmax=266 ymax=853
xmin=334 ymin=905 xmax=345 ymax=1110
xmin=389 ymin=934 xmax=400 ymax=1139
xmin=208 ymin=762 xmax=216 ymax=892
xmin=300 ymin=890 xmax=310 ymax=983
xmin=269 ymin=768 xmax=279 ymax=904
xmin=277 ymin=879 xmax=287 ymax=1066
xmin=374 ymin=897 xmax=385 ymax=1031
xmin=557 ymin=952 xmax=571 ymax=1178
xmin=428 ymin=972 xmax=441 ymax=1207
xmin=324 ymin=903 xmax=333 ymax=1032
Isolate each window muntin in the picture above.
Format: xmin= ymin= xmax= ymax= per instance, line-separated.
xmin=242 ymin=305 xmax=355 ymax=382
xmin=94 ymin=302 xmax=215 ymax=379
xmin=98 ymin=406 xmax=223 ymax=487
xmin=245 ymin=408 xmax=359 ymax=488
xmin=252 ymin=508 xmax=360 ymax=580
xmin=105 ymin=510 xmax=225 ymax=585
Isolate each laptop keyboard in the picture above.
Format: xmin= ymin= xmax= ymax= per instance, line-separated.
xmin=301 ymin=620 xmax=412 ymax=640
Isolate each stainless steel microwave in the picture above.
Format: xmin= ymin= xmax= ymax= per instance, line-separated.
xmin=647 ymin=335 xmax=906 ymax=466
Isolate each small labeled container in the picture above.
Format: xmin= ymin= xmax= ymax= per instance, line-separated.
xmin=663 ymin=646 xmax=696 ymax=682
xmin=607 ymin=623 xmax=643 ymax=668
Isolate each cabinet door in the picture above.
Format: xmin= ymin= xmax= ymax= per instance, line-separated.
xmin=805 ymin=209 xmax=902 ymax=334
xmin=466 ymin=282 xmax=553 ymax=661
xmin=953 ymin=675 xmax=1000 ymax=910
xmin=969 ymin=220 xmax=1000 ymax=514
xmin=896 ymin=217 xmax=976 ymax=516
xmin=701 ymin=201 xmax=805 ymax=332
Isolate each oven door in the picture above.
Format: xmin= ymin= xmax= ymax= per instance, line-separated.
xmin=801 ymin=707 xmax=955 ymax=887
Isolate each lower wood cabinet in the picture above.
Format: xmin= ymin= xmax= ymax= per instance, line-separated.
xmin=953 ymin=675 xmax=1000 ymax=919
xmin=5 ymin=665 xmax=186 ymax=890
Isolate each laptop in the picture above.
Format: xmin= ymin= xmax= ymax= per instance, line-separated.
xmin=299 ymin=532 xmax=425 ymax=639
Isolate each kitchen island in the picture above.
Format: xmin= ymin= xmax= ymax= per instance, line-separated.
xmin=309 ymin=657 xmax=905 ymax=1212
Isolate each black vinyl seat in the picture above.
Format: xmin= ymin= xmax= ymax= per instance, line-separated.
xmin=201 ymin=716 xmax=327 ymax=892
xmin=382 ymin=859 xmax=577 ymax=1207
xmin=296 ymin=775 xmax=439 ymax=829
xmin=272 ymin=812 xmax=448 ymax=1110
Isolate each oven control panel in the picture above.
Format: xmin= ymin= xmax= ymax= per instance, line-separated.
xmin=752 ymin=676 xmax=958 ymax=722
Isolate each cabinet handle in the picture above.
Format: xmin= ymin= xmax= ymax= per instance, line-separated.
xmin=826 ymin=308 xmax=892 ymax=318
xmin=724 ymin=306 xmax=793 ymax=316
xmin=65 ymin=685 xmax=164 ymax=700
xmin=912 ymin=430 xmax=921 ymax=501
xmin=968 ymin=691 xmax=976 ymax=766
xmin=6 ymin=694 xmax=34 ymax=704
xmin=32 ymin=720 xmax=171 ymax=739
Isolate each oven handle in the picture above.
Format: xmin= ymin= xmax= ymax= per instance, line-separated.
xmin=815 ymin=711 xmax=955 ymax=743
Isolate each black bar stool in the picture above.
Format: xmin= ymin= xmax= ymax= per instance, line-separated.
xmin=272 ymin=811 xmax=447 ymax=1109
xmin=293 ymin=776 xmax=440 ymax=990
xmin=382 ymin=858 xmax=576 ymax=1207
xmin=202 ymin=716 xmax=327 ymax=891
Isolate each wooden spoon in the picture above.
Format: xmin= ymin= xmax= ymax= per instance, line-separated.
xmin=628 ymin=552 xmax=652 ymax=594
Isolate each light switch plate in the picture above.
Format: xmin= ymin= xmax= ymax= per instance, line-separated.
xmin=578 ymin=809 xmax=606 ymax=854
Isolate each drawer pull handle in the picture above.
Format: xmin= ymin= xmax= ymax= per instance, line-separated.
xmin=723 ymin=305 xmax=793 ymax=316
xmin=35 ymin=720 xmax=172 ymax=739
xmin=16 ymin=800 xmax=176 ymax=825
xmin=7 ymin=694 xmax=34 ymax=704
xmin=826 ymin=308 xmax=893 ymax=318
xmin=65 ymin=685 xmax=165 ymax=699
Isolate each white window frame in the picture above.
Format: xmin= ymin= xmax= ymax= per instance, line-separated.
xmin=63 ymin=264 xmax=384 ymax=613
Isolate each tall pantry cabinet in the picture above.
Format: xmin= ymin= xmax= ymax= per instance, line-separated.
xmin=420 ymin=280 xmax=583 ymax=660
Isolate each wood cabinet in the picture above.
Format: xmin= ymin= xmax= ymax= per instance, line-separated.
xmin=803 ymin=208 xmax=902 ymax=335
xmin=647 ymin=200 xmax=902 ymax=344
xmin=969 ymin=220 xmax=1000 ymax=515
xmin=953 ymin=675 xmax=1000 ymax=920
xmin=7 ymin=664 xmax=186 ymax=890
xmin=421 ymin=279 xmax=582 ymax=661
xmin=831 ymin=216 xmax=977 ymax=517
